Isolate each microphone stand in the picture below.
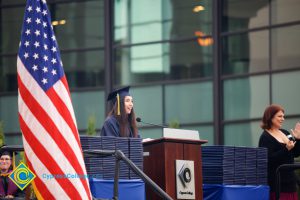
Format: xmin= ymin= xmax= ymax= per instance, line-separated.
xmin=136 ymin=118 xmax=167 ymax=128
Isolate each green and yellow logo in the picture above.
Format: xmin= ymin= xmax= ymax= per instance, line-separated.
xmin=9 ymin=162 xmax=36 ymax=190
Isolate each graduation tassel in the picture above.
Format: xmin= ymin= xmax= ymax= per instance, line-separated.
xmin=117 ymin=93 xmax=121 ymax=115
xmin=12 ymin=152 xmax=16 ymax=170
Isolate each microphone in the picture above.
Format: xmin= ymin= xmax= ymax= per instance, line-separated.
xmin=287 ymin=133 xmax=296 ymax=142
xmin=136 ymin=117 xmax=167 ymax=128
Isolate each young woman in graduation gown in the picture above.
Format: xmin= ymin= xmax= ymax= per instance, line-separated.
xmin=101 ymin=86 xmax=139 ymax=138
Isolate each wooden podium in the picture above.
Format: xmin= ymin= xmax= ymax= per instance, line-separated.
xmin=143 ymin=137 xmax=207 ymax=200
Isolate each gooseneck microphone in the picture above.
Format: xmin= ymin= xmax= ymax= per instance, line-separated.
xmin=136 ymin=117 xmax=167 ymax=128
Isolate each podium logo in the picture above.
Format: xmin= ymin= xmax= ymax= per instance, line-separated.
xmin=176 ymin=160 xmax=196 ymax=199
xmin=178 ymin=164 xmax=192 ymax=188
xmin=9 ymin=162 xmax=36 ymax=190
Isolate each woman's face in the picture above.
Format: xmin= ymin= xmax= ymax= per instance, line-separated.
xmin=124 ymin=96 xmax=133 ymax=114
xmin=271 ymin=110 xmax=284 ymax=129
xmin=0 ymin=155 xmax=12 ymax=172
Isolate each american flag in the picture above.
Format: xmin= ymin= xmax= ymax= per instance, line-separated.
xmin=17 ymin=0 xmax=92 ymax=199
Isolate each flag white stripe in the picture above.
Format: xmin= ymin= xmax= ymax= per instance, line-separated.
xmin=18 ymin=93 xmax=87 ymax=199
xmin=22 ymin=137 xmax=70 ymax=200
xmin=17 ymin=57 xmax=85 ymax=168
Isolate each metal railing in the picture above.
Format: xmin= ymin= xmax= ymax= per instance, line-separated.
xmin=0 ymin=145 xmax=173 ymax=200
xmin=275 ymin=163 xmax=300 ymax=200
xmin=84 ymin=149 xmax=173 ymax=200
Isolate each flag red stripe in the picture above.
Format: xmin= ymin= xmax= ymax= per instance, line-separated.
xmin=46 ymin=85 xmax=81 ymax=147
xmin=24 ymin=154 xmax=56 ymax=200
xmin=56 ymin=76 xmax=81 ymax=144
xmin=18 ymin=75 xmax=90 ymax=198
xmin=19 ymin=115 xmax=81 ymax=198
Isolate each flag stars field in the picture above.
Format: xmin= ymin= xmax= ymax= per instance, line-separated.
xmin=18 ymin=1 xmax=64 ymax=90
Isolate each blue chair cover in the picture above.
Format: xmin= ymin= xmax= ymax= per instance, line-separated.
xmin=203 ymin=184 xmax=269 ymax=200
xmin=89 ymin=178 xmax=145 ymax=200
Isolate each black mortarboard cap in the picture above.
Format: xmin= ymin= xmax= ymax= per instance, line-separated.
xmin=0 ymin=145 xmax=16 ymax=157
xmin=0 ymin=145 xmax=22 ymax=156
xmin=107 ymin=86 xmax=131 ymax=115
xmin=107 ymin=86 xmax=131 ymax=103
xmin=0 ymin=151 xmax=13 ymax=157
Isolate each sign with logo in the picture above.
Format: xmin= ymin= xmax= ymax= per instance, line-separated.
xmin=9 ymin=162 xmax=36 ymax=190
xmin=176 ymin=160 xmax=195 ymax=199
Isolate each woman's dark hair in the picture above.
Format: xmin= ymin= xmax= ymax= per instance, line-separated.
xmin=260 ymin=104 xmax=284 ymax=130
xmin=108 ymin=96 xmax=138 ymax=137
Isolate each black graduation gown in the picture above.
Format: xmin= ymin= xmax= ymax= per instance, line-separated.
xmin=100 ymin=115 xmax=134 ymax=137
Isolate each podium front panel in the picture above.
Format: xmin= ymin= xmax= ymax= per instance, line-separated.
xmin=143 ymin=138 xmax=207 ymax=200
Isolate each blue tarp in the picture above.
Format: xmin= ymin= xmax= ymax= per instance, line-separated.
xmin=203 ymin=184 xmax=270 ymax=200
xmin=89 ymin=178 xmax=145 ymax=200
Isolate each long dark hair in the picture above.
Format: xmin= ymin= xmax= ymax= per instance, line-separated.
xmin=108 ymin=96 xmax=138 ymax=137
xmin=260 ymin=104 xmax=284 ymax=130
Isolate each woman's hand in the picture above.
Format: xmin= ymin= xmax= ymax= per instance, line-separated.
xmin=291 ymin=122 xmax=300 ymax=139
xmin=5 ymin=195 xmax=14 ymax=199
xmin=286 ymin=140 xmax=296 ymax=151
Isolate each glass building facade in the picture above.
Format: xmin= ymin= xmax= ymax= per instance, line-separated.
xmin=1 ymin=0 xmax=300 ymax=147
